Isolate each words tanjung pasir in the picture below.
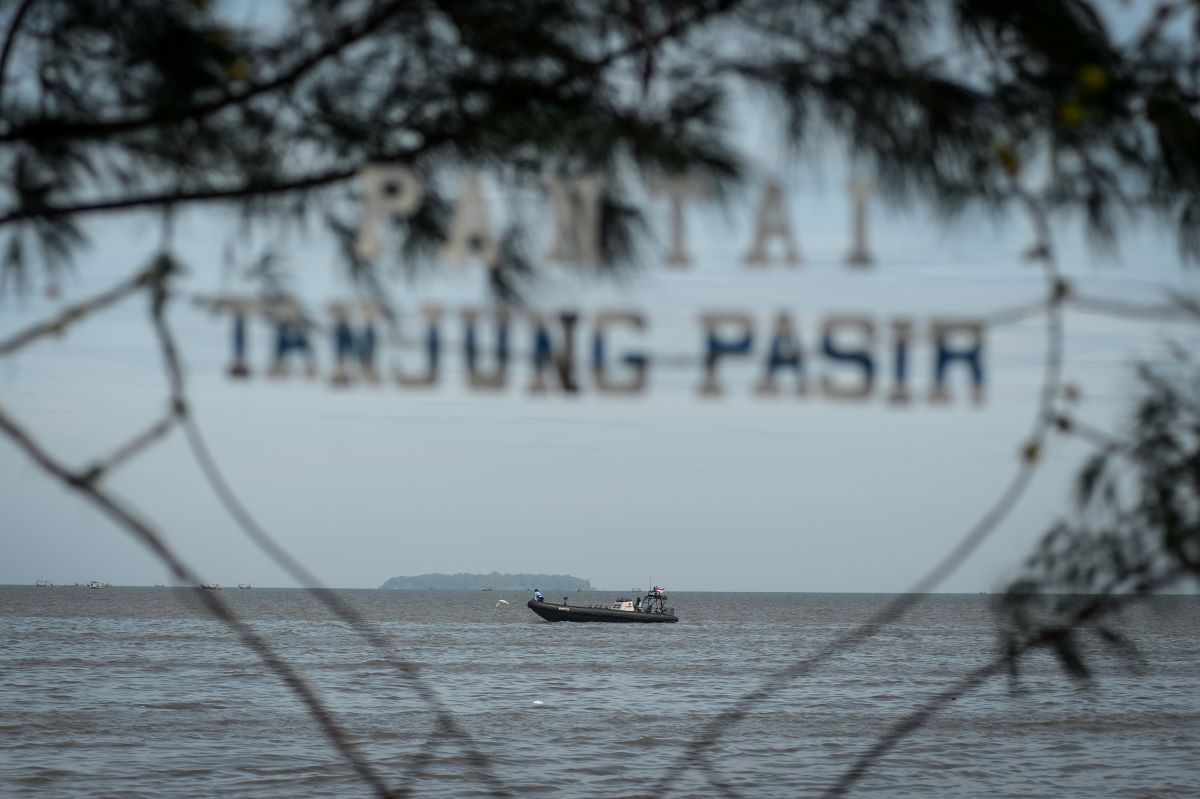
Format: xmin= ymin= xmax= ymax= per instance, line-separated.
xmin=203 ymin=168 xmax=985 ymax=405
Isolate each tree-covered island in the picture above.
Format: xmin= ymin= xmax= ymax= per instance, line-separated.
xmin=379 ymin=572 xmax=591 ymax=591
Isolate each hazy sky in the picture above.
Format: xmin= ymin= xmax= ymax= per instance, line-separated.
xmin=3 ymin=6 xmax=1199 ymax=593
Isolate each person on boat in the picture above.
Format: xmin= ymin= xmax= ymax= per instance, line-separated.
xmin=533 ymin=588 xmax=544 ymax=602
xmin=634 ymin=597 xmax=642 ymax=611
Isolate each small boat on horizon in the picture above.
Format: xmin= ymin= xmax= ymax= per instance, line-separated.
xmin=200 ymin=583 xmax=222 ymax=591
xmin=237 ymin=583 xmax=252 ymax=589
xmin=87 ymin=580 xmax=110 ymax=590
xmin=527 ymin=587 xmax=678 ymax=624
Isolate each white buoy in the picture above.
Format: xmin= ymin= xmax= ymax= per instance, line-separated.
xmin=532 ymin=700 xmax=544 ymax=706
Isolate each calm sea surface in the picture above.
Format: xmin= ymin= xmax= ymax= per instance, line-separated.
xmin=1 ymin=587 xmax=1197 ymax=798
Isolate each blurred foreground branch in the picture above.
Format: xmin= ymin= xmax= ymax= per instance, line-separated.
xmin=0 ymin=259 xmax=511 ymax=798
xmin=0 ymin=395 xmax=401 ymax=799
xmin=656 ymin=179 xmax=1070 ymax=796
xmin=7 ymin=1 xmax=1200 ymax=296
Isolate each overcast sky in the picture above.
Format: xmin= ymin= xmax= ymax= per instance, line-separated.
xmin=3 ymin=5 xmax=1199 ymax=593
xmin=4 ymin=161 xmax=1196 ymax=592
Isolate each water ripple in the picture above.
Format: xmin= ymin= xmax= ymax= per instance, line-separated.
xmin=1 ymin=588 xmax=1198 ymax=798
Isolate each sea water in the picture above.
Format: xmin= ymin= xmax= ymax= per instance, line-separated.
xmin=1 ymin=587 xmax=1197 ymax=798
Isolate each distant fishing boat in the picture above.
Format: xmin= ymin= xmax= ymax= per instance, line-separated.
xmin=86 ymin=580 xmax=110 ymax=589
xmin=200 ymin=583 xmax=222 ymax=591
xmin=237 ymin=583 xmax=252 ymax=589
xmin=35 ymin=577 xmax=52 ymax=587
xmin=528 ymin=587 xmax=678 ymax=624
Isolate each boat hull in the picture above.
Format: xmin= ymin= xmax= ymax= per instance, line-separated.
xmin=527 ymin=600 xmax=677 ymax=623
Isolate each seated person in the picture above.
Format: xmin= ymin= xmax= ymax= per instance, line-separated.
xmin=533 ymin=588 xmax=544 ymax=602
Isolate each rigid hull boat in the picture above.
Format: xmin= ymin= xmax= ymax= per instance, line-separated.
xmin=527 ymin=587 xmax=678 ymax=623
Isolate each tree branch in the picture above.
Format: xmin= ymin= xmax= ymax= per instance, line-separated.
xmin=0 ymin=167 xmax=357 ymax=227
xmin=78 ymin=411 xmax=178 ymax=484
xmin=820 ymin=566 xmax=1189 ymax=799
xmin=0 ymin=0 xmax=413 ymax=143
xmin=1069 ymin=293 xmax=1196 ymax=321
xmin=179 ymin=414 xmax=512 ymax=795
xmin=0 ymin=262 xmax=409 ymax=798
xmin=0 ymin=0 xmax=742 ymax=229
xmin=147 ymin=263 xmax=511 ymax=796
xmin=0 ymin=264 xmax=151 ymax=356
xmin=657 ymin=178 xmax=1068 ymax=798
xmin=0 ymin=399 xmax=399 ymax=799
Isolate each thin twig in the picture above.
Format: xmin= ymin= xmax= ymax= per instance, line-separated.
xmin=819 ymin=566 xmax=1189 ymax=798
xmin=978 ymin=296 xmax=1049 ymax=326
xmin=180 ymin=414 xmax=512 ymax=797
xmin=79 ymin=411 xmax=178 ymax=484
xmin=1052 ymin=414 xmax=1122 ymax=450
xmin=1068 ymin=294 xmax=1197 ymax=321
xmin=3 ymin=259 xmax=408 ymax=798
xmin=146 ymin=254 xmax=186 ymax=412
xmin=658 ymin=181 xmax=1068 ymax=798
xmin=0 ymin=266 xmax=151 ymax=356
xmin=0 ymin=399 xmax=399 ymax=799
xmin=662 ymin=459 xmax=1044 ymax=795
xmin=0 ymin=168 xmax=358 ymax=228
xmin=147 ymin=266 xmax=511 ymax=796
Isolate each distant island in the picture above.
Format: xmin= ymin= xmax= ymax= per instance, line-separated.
xmin=379 ymin=572 xmax=591 ymax=591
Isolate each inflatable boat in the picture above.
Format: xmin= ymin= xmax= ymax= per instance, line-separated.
xmin=527 ymin=587 xmax=678 ymax=623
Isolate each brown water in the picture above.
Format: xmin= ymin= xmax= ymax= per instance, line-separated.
xmin=1 ymin=587 xmax=1198 ymax=798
